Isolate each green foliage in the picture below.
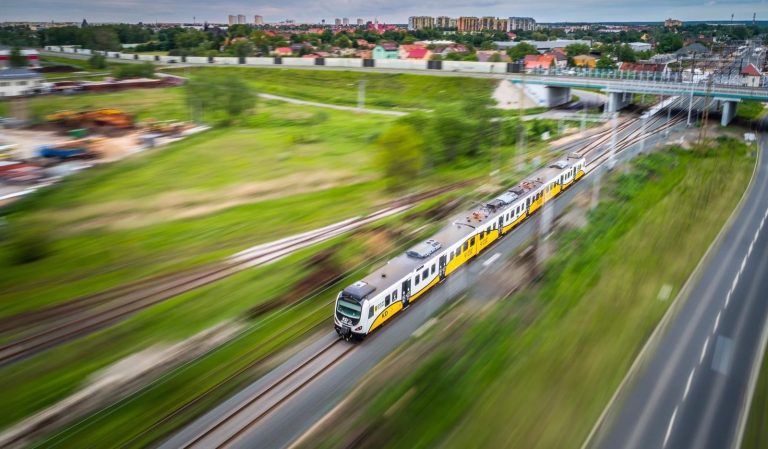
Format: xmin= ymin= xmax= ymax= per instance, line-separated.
xmin=656 ymin=33 xmax=684 ymax=53
xmin=8 ymin=47 xmax=27 ymax=67
xmin=185 ymin=74 xmax=257 ymax=124
xmin=375 ymin=123 xmax=424 ymax=190
xmin=596 ymin=55 xmax=617 ymax=70
xmin=614 ymin=44 xmax=637 ymax=63
xmin=736 ymin=101 xmax=766 ymax=121
xmin=112 ymin=62 xmax=155 ymax=79
xmin=564 ymin=43 xmax=591 ymax=58
xmin=88 ymin=53 xmax=107 ymax=69
xmin=506 ymin=42 xmax=539 ymax=61
xmin=488 ymin=53 xmax=502 ymax=62
xmin=5 ymin=223 xmax=51 ymax=265
xmin=228 ymin=40 xmax=254 ymax=57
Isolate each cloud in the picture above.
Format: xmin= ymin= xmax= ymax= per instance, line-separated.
xmin=3 ymin=0 xmax=765 ymax=23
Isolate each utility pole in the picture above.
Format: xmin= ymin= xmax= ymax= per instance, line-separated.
xmin=639 ymin=111 xmax=648 ymax=153
xmin=686 ymin=53 xmax=696 ymax=127
xmin=581 ymin=101 xmax=587 ymax=132
xmin=666 ymin=95 xmax=673 ymax=137
xmin=357 ymin=80 xmax=366 ymax=111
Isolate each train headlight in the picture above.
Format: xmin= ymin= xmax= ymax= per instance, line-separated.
xmin=355 ymin=326 xmax=362 ymax=331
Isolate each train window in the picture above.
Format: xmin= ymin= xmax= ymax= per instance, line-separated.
xmin=422 ymin=269 xmax=429 ymax=279
xmin=431 ymin=265 xmax=435 ymax=274
xmin=415 ymin=273 xmax=420 ymax=283
xmin=368 ymin=306 xmax=374 ymax=319
xmin=393 ymin=291 xmax=398 ymax=300
xmin=463 ymin=242 xmax=468 ymax=252
xmin=385 ymin=295 xmax=391 ymax=306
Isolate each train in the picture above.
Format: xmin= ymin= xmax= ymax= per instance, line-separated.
xmin=334 ymin=154 xmax=586 ymax=340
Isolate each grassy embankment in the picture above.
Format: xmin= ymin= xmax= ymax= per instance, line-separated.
xmin=736 ymin=100 xmax=767 ymax=121
xmin=0 ymin=72 xmax=511 ymax=438
xmin=305 ymin=137 xmax=755 ymax=449
xmin=743 ymin=345 xmax=768 ymax=448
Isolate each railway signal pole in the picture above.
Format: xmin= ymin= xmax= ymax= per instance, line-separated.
xmin=357 ymin=80 xmax=366 ymax=111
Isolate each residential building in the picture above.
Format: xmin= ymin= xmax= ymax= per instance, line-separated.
xmin=495 ymin=39 xmax=591 ymax=52
xmin=523 ymin=54 xmax=556 ymax=70
xmin=550 ymin=49 xmax=567 ymax=68
xmin=436 ymin=16 xmax=452 ymax=29
xmin=0 ymin=68 xmax=44 ymax=97
xmin=481 ymin=16 xmax=496 ymax=30
xmin=356 ymin=39 xmax=374 ymax=49
xmin=357 ymin=18 xmax=364 ymax=25
xmin=405 ymin=48 xmax=432 ymax=60
xmin=475 ymin=50 xmax=510 ymax=62
xmin=408 ymin=16 xmax=434 ymax=31
xmin=619 ymin=62 xmax=667 ymax=73
xmin=399 ymin=44 xmax=427 ymax=59
xmin=272 ymin=47 xmax=293 ymax=56
xmin=237 ymin=14 xmax=246 ymax=24
xmin=664 ymin=18 xmax=683 ymax=29
xmin=496 ymin=18 xmax=509 ymax=32
xmin=343 ymin=18 xmax=349 ymax=25
xmin=572 ymin=54 xmax=597 ymax=68
xmin=741 ymin=63 xmax=763 ymax=87
xmin=334 ymin=18 xmax=341 ymax=26
xmin=458 ymin=16 xmax=481 ymax=33
xmin=228 ymin=15 xmax=237 ymax=25
xmin=0 ymin=48 xmax=40 ymax=68
xmin=449 ymin=18 xmax=458 ymax=29
xmin=628 ymin=42 xmax=652 ymax=52
xmin=254 ymin=15 xmax=264 ymax=25
xmin=373 ymin=43 xmax=399 ymax=59
xmin=509 ymin=17 xmax=536 ymax=31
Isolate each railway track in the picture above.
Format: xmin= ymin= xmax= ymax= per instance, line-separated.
xmin=163 ymin=102 xmax=699 ymax=449
xmin=0 ymin=181 xmax=476 ymax=366
xmin=179 ymin=338 xmax=352 ymax=449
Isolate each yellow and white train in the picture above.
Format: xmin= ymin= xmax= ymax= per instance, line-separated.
xmin=334 ymin=155 xmax=586 ymax=340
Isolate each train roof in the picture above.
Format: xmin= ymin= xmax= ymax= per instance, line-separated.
xmin=341 ymin=156 xmax=584 ymax=302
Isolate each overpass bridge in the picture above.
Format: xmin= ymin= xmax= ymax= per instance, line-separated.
xmin=508 ymin=74 xmax=768 ymax=125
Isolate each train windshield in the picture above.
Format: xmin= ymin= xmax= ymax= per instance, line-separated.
xmin=337 ymin=298 xmax=362 ymax=319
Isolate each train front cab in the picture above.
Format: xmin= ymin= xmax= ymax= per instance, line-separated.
xmin=334 ymin=293 xmax=366 ymax=340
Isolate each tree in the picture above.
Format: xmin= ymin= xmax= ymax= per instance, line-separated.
xmin=88 ymin=53 xmax=107 ymax=69
xmin=488 ymin=53 xmax=502 ymax=62
xmin=615 ymin=44 xmax=637 ymax=63
xmin=375 ymin=123 xmax=424 ymax=190
xmin=175 ymin=29 xmax=208 ymax=49
xmin=507 ymin=42 xmax=538 ymax=61
xmin=8 ymin=47 xmax=27 ymax=67
xmin=229 ymin=40 xmax=253 ymax=57
xmin=596 ymin=55 xmax=616 ymax=70
xmin=112 ymin=62 xmax=155 ymax=79
xmin=565 ymin=43 xmax=590 ymax=58
xmin=185 ymin=74 xmax=257 ymax=124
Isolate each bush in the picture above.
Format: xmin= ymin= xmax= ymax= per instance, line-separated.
xmin=6 ymin=224 xmax=52 ymax=265
xmin=88 ymin=53 xmax=107 ymax=69
xmin=112 ymin=62 xmax=155 ymax=79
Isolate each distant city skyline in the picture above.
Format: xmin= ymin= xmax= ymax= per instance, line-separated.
xmin=3 ymin=0 xmax=766 ymax=24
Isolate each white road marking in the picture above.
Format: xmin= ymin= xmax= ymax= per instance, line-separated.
xmin=701 ymin=336 xmax=710 ymax=364
xmin=714 ymin=311 xmax=721 ymax=333
xmin=663 ymin=406 xmax=679 ymax=448
xmin=684 ymin=368 xmax=695 ymax=400
xmin=482 ymin=253 xmax=501 ymax=267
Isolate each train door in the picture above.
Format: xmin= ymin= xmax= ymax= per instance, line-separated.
xmin=439 ymin=255 xmax=447 ymax=280
xmin=401 ymin=279 xmax=411 ymax=306
xmin=498 ymin=217 xmax=504 ymax=236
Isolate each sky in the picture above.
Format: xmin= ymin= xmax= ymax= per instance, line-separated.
xmin=3 ymin=0 xmax=767 ymax=24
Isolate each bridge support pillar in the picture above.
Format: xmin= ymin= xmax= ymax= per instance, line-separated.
xmin=606 ymin=92 xmax=631 ymax=113
xmin=721 ymin=100 xmax=737 ymax=126
xmin=545 ymin=86 xmax=572 ymax=108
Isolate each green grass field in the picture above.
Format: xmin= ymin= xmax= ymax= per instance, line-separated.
xmin=743 ymin=345 xmax=768 ymax=449
xmin=737 ymin=100 xmax=767 ymax=121
xmin=164 ymin=67 xmax=497 ymax=111
xmin=0 ymin=97 xmax=403 ymax=317
xmin=304 ymin=138 xmax=755 ymax=449
xmin=2 ymin=190 xmax=468 ymax=445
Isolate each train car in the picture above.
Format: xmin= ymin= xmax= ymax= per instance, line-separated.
xmin=334 ymin=155 xmax=586 ymax=340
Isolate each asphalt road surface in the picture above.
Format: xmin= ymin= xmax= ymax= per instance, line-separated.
xmin=594 ymin=136 xmax=768 ymax=449
xmin=162 ymin=113 xmax=691 ymax=449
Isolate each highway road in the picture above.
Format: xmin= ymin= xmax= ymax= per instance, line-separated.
xmin=161 ymin=108 xmax=692 ymax=449
xmin=592 ymin=135 xmax=768 ymax=449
